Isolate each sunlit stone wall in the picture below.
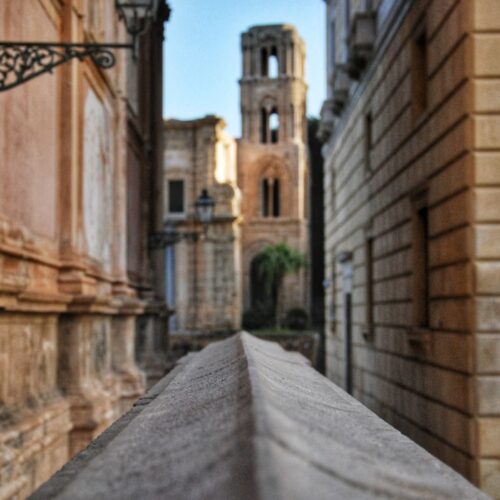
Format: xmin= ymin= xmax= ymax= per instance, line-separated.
xmin=321 ymin=0 xmax=500 ymax=496
xmin=0 ymin=1 xmax=168 ymax=497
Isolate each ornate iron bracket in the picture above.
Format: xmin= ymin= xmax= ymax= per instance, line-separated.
xmin=0 ymin=42 xmax=132 ymax=92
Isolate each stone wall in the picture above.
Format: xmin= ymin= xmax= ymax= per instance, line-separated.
xmin=31 ymin=333 xmax=487 ymax=500
xmin=321 ymin=0 xmax=500 ymax=496
xmin=163 ymin=117 xmax=242 ymax=333
xmin=0 ymin=1 xmax=169 ymax=497
xmin=470 ymin=0 xmax=500 ymax=492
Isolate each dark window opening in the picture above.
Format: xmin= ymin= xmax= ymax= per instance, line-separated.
xmin=411 ymin=28 xmax=428 ymax=120
xmin=262 ymin=179 xmax=270 ymax=216
xmin=272 ymin=179 xmax=280 ymax=216
xmin=261 ymin=108 xmax=268 ymax=144
xmin=261 ymin=47 xmax=268 ymax=77
xmin=365 ymin=237 xmax=374 ymax=332
xmin=168 ymin=180 xmax=184 ymax=213
xmin=261 ymin=45 xmax=279 ymax=78
xmin=364 ymin=112 xmax=373 ymax=172
xmin=413 ymin=205 xmax=429 ymax=327
xmin=261 ymin=177 xmax=281 ymax=218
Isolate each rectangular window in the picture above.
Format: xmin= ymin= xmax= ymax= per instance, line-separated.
xmin=365 ymin=236 xmax=374 ymax=336
xmin=411 ymin=26 xmax=428 ymax=120
xmin=364 ymin=112 xmax=373 ymax=173
xmin=168 ymin=180 xmax=184 ymax=214
xmin=413 ymin=205 xmax=430 ymax=328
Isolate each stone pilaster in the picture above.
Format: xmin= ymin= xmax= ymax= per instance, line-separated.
xmin=111 ymin=316 xmax=145 ymax=413
xmin=58 ymin=315 xmax=121 ymax=456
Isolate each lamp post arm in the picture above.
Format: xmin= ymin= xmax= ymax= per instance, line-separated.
xmin=0 ymin=42 xmax=133 ymax=92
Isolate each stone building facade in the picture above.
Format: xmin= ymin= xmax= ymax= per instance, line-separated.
xmin=163 ymin=117 xmax=241 ymax=333
xmin=0 ymin=1 xmax=169 ymax=498
xmin=320 ymin=0 xmax=500 ymax=496
xmin=163 ymin=25 xmax=309 ymax=332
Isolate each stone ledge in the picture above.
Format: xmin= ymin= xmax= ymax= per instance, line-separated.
xmin=31 ymin=333 xmax=489 ymax=499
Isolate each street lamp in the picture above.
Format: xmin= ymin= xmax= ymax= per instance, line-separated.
xmin=195 ymin=189 xmax=216 ymax=227
xmin=115 ymin=1 xmax=161 ymax=45
xmin=150 ymin=189 xmax=216 ymax=248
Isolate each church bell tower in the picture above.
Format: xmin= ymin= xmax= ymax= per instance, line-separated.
xmin=238 ymin=24 xmax=309 ymax=314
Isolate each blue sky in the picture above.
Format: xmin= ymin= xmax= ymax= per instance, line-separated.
xmin=163 ymin=0 xmax=326 ymax=137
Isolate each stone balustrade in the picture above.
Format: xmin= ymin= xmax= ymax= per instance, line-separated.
xmin=31 ymin=333 xmax=488 ymax=500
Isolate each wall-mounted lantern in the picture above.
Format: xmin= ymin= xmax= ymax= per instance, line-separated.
xmin=116 ymin=1 xmax=159 ymax=44
xmin=0 ymin=1 xmax=171 ymax=92
xmin=150 ymin=190 xmax=216 ymax=248
xmin=195 ymin=189 xmax=216 ymax=228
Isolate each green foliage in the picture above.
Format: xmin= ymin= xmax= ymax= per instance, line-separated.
xmin=257 ymin=242 xmax=307 ymax=296
xmin=255 ymin=242 xmax=307 ymax=328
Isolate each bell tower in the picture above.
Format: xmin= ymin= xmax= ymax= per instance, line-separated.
xmin=238 ymin=24 xmax=309 ymax=315
xmin=240 ymin=24 xmax=307 ymax=145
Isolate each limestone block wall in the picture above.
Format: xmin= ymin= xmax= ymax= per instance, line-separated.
xmin=470 ymin=0 xmax=500 ymax=492
xmin=0 ymin=315 xmax=71 ymax=499
xmin=163 ymin=118 xmax=242 ymax=333
xmin=0 ymin=1 xmax=168 ymax=497
xmin=322 ymin=0 xmax=500 ymax=495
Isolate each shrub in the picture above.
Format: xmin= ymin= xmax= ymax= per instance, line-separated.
xmin=284 ymin=308 xmax=309 ymax=330
xmin=242 ymin=305 xmax=275 ymax=330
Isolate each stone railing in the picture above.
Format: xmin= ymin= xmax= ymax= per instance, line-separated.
xmin=31 ymin=333 xmax=488 ymax=499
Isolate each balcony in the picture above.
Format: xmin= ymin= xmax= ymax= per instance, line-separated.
xmin=331 ymin=65 xmax=350 ymax=116
xmin=347 ymin=11 xmax=377 ymax=79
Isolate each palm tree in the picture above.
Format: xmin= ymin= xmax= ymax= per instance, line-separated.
xmin=257 ymin=242 xmax=307 ymax=329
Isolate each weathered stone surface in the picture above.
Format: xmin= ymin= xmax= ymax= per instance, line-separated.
xmin=32 ymin=333 xmax=487 ymax=500
xmin=0 ymin=1 xmax=168 ymax=496
xmin=320 ymin=1 xmax=500 ymax=495
xmin=163 ymin=117 xmax=242 ymax=334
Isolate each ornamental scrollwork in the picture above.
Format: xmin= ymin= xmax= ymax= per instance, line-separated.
xmin=0 ymin=43 xmax=130 ymax=92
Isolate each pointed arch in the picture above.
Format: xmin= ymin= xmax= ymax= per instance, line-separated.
xmin=255 ymin=155 xmax=290 ymax=218
xmin=260 ymin=97 xmax=280 ymax=144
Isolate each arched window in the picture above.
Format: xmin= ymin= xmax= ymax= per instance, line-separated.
xmin=261 ymin=45 xmax=279 ymax=78
xmin=269 ymin=108 xmax=279 ymax=143
xmin=260 ymin=106 xmax=279 ymax=144
xmin=269 ymin=47 xmax=279 ymax=78
xmin=250 ymin=253 xmax=277 ymax=311
xmin=261 ymin=177 xmax=280 ymax=217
